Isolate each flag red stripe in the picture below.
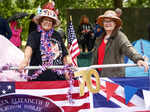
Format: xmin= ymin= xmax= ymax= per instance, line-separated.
xmin=72 ymin=39 xmax=78 ymax=46
xmin=70 ymin=46 xmax=80 ymax=54
xmin=135 ymin=110 xmax=150 ymax=112
xmin=72 ymin=52 xmax=80 ymax=59
xmin=62 ymin=103 xmax=90 ymax=112
xmin=70 ymin=50 xmax=80 ymax=59
xmin=44 ymin=92 xmax=89 ymax=101
xmin=72 ymin=59 xmax=77 ymax=66
xmin=15 ymin=80 xmax=79 ymax=89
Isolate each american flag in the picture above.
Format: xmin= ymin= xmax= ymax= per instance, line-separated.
xmin=67 ymin=21 xmax=80 ymax=66
xmin=0 ymin=80 xmax=90 ymax=112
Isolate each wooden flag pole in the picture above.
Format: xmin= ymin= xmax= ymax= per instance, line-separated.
xmin=70 ymin=15 xmax=72 ymax=22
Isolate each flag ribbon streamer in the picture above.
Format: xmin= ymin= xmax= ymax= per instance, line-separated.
xmin=0 ymin=63 xmax=75 ymax=103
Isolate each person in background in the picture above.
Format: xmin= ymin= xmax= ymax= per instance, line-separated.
xmin=92 ymin=10 xmax=149 ymax=77
xmin=10 ymin=21 xmax=22 ymax=48
xmin=92 ymin=19 xmax=104 ymax=49
xmin=77 ymin=15 xmax=94 ymax=52
xmin=19 ymin=1 xmax=69 ymax=81
xmin=93 ymin=19 xmax=104 ymax=38
xmin=28 ymin=14 xmax=37 ymax=35
xmin=0 ymin=16 xmax=12 ymax=40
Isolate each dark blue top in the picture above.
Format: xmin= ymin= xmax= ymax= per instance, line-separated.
xmin=0 ymin=16 xmax=12 ymax=39
xmin=93 ymin=24 xmax=103 ymax=38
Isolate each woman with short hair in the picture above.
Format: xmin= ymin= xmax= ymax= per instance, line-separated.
xmin=93 ymin=10 xmax=149 ymax=77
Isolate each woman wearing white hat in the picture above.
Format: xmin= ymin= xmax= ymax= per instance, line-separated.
xmin=19 ymin=1 xmax=69 ymax=81
xmin=93 ymin=10 xmax=149 ymax=77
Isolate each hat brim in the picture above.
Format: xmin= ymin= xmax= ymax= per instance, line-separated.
xmin=97 ymin=15 xmax=122 ymax=27
xmin=33 ymin=15 xmax=61 ymax=27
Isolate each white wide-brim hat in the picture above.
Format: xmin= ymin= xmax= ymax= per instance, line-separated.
xmin=34 ymin=9 xmax=61 ymax=27
xmin=97 ymin=10 xmax=122 ymax=27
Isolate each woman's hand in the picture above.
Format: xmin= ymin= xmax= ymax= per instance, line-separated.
xmin=19 ymin=46 xmax=32 ymax=71
xmin=18 ymin=59 xmax=29 ymax=71
xmin=137 ymin=60 xmax=149 ymax=72
xmin=64 ymin=72 xmax=70 ymax=80
xmin=63 ymin=55 xmax=74 ymax=80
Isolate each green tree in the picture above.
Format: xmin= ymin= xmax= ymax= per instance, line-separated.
xmin=0 ymin=0 xmax=150 ymax=44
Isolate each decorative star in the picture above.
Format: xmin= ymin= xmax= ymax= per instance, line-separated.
xmin=2 ymin=90 xmax=6 ymax=94
xmin=7 ymin=85 xmax=12 ymax=90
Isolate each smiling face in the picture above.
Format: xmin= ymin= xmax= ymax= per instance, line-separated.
xmin=40 ymin=17 xmax=54 ymax=31
xmin=103 ymin=18 xmax=116 ymax=31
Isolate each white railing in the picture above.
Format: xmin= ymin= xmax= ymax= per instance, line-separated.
xmin=7 ymin=63 xmax=150 ymax=71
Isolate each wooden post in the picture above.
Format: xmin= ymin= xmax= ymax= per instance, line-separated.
xmin=70 ymin=15 xmax=72 ymax=22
